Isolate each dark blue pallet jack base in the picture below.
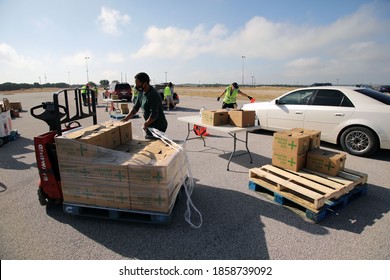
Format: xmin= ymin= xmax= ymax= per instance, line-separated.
xmin=63 ymin=203 xmax=174 ymax=224
xmin=249 ymin=180 xmax=368 ymax=223
xmin=0 ymin=130 xmax=20 ymax=147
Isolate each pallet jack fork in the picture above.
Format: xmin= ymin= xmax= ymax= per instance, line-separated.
xmin=30 ymin=88 xmax=97 ymax=205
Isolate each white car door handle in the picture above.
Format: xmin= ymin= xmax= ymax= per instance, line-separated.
xmin=295 ymin=111 xmax=303 ymax=115
xmin=335 ymin=113 xmax=345 ymax=117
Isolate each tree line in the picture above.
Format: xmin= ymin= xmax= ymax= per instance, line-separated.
xmin=0 ymin=80 xmax=112 ymax=91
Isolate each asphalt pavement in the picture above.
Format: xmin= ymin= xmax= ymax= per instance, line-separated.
xmin=1 ymin=91 xmax=390 ymax=260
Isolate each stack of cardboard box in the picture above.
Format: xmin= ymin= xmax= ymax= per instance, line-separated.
xmin=55 ymin=122 xmax=186 ymax=213
xmin=272 ymin=130 xmax=310 ymax=171
xmin=271 ymin=128 xmax=347 ymax=176
xmin=201 ymin=109 xmax=256 ymax=127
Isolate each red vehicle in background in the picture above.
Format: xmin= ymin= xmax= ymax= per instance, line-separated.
xmin=104 ymin=82 xmax=132 ymax=101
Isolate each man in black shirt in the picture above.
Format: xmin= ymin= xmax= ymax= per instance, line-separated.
xmin=122 ymin=72 xmax=168 ymax=139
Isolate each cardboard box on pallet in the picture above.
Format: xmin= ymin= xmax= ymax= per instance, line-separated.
xmin=272 ymin=130 xmax=310 ymax=155
xmin=201 ymin=109 xmax=229 ymax=126
xmin=306 ymin=148 xmax=346 ymax=176
xmin=228 ymin=110 xmax=256 ymax=127
xmin=130 ymin=168 xmax=186 ymax=212
xmin=102 ymin=121 xmax=132 ymax=144
xmin=291 ymin=128 xmax=321 ymax=150
xmin=272 ymin=150 xmax=307 ymax=172
xmin=61 ymin=178 xmax=96 ymax=205
xmin=56 ymin=131 xmax=186 ymax=213
xmin=124 ymin=140 xmax=186 ymax=185
xmin=78 ymin=131 xmax=107 ymax=147
xmin=100 ymin=126 xmax=121 ymax=149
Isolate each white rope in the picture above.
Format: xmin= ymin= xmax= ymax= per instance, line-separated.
xmin=148 ymin=127 xmax=203 ymax=228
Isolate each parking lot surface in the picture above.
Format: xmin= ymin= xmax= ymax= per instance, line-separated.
xmin=1 ymin=91 xmax=390 ymax=260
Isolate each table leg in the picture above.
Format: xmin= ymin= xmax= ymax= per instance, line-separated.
xmin=185 ymin=123 xmax=206 ymax=146
xmin=245 ymin=131 xmax=253 ymax=164
xmin=185 ymin=123 xmax=190 ymax=140
xmin=227 ymin=133 xmax=237 ymax=171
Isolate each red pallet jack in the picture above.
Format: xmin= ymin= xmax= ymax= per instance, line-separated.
xmin=30 ymin=88 xmax=97 ymax=205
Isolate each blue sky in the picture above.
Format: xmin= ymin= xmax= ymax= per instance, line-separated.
xmin=1 ymin=0 xmax=389 ymax=85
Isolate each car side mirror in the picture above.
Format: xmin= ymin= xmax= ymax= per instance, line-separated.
xmin=275 ymin=99 xmax=280 ymax=105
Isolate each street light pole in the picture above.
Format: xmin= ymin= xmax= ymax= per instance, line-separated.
xmin=85 ymin=57 xmax=90 ymax=83
xmin=68 ymin=72 xmax=71 ymax=85
xmin=241 ymin=56 xmax=246 ymax=86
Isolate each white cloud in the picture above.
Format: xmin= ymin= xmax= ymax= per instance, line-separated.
xmin=132 ymin=4 xmax=384 ymax=61
xmin=0 ymin=43 xmax=41 ymax=69
xmin=106 ymin=52 xmax=125 ymax=64
xmin=131 ymin=24 xmax=229 ymax=59
xmin=62 ymin=51 xmax=93 ymax=66
xmin=98 ymin=7 xmax=130 ymax=36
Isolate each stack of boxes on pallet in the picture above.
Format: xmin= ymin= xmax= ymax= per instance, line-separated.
xmin=272 ymin=128 xmax=346 ymax=176
xmin=201 ymin=109 xmax=256 ymax=127
xmin=55 ymin=121 xmax=187 ymax=213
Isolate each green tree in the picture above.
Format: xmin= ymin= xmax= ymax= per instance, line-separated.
xmin=100 ymin=80 xmax=109 ymax=87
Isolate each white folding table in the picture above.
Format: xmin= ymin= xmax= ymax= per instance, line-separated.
xmin=177 ymin=115 xmax=260 ymax=170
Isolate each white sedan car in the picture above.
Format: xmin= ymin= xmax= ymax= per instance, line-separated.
xmin=242 ymin=86 xmax=390 ymax=157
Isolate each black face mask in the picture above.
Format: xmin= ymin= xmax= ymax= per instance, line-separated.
xmin=136 ymin=83 xmax=144 ymax=92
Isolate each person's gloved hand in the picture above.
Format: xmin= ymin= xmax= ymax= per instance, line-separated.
xmin=248 ymin=96 xmax=253 ymax=100
xmin=217 ymin=97 xmax=220 ymax=101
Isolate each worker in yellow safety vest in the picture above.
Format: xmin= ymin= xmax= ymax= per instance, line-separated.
xmin=81 ymin=83 xmax=90 ymax=106
xmin=132 ymin=85 xmax=139 ymax=104
xmin=217 ymin=82 xmax=253 ymax=109
xmin=164 ymin=82 xmax=174 ymax=110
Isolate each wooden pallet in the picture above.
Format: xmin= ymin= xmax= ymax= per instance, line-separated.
xmin=63 ymin=201 xmax=176 ymax=224
xmin=249 ymin=180 xmax=367 ymax=222
xmin=249 ymin=164 xmax=367 ymax=210
xmin=62 ymin=186 xmax=183 ymax=224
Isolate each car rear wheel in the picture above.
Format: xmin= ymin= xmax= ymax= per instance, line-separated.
xmin=340 ymin=126 xmax=378 ymax=157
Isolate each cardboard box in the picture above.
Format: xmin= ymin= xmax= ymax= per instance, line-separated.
xmin=291 ymin=128 xmax=321 ymax=150
xmin=120 ymin=104 xmax=128 ymax=110
xmin=101 ymin=126 xmax=121 ymax=149
xmin=228 ymin=110 xmax=256 ymax=127
xmin=306 ymin=148 xmax=346 ymax=176
xmin=201 ymin=110 xmax=229 ymax=126
xmin=272 ymin=151 xmax=306 ymax=172
xmin=61 ymin=178 xmax=96 ymax=205
xmin=273 ymin=131 xmax=310 ymax=155
xmin=9 ymin=101 xmax=22 ymax=111
xmin=56 ymin=130 xmax=187 ymax=213
xmin=62 ymin=124 xmax=105 ymax=139
xmin=121 ymin=108 xmax=130 ymax=114
xmin=102 ymin=121 xmax=132 ymax=144
xmin=130 ymin=168 xmax=186 ymax=212
xmin=94 ymin=185 xmax=131 ymax=209
xmin=78 ymin=131 xmax=108 ymax=148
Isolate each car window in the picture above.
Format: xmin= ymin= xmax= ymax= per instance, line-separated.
xmin=311 ymin=89 xmax=354 ymax=107
xmin=115 ymin=84 xmax=131 ymax=91
xmin=356 ymin=89 xmax=390 ymax=105
xmin=278 ymin=90 xmax=315 ymax=105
